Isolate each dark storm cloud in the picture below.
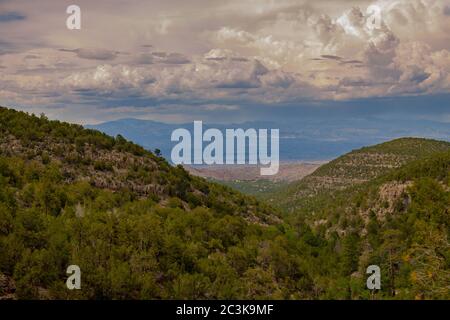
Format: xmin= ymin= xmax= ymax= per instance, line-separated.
xmin=0 ymin=11 xmax=25 ymax=22
xmin=59 ymin=48 xmax=119 ymax=61
xmin=320 ymin=55 xmax=343 ymax=61
xmin=444 ymin=5 xmax=450 ymax=16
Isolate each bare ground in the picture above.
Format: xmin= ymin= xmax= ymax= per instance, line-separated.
xmin=184 ymin=161 xmax=326 ymax=182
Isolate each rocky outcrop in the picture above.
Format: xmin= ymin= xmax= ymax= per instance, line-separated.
xmin=0 ymin=273 xmax=16 ymax=300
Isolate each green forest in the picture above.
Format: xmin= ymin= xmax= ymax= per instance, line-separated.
xmin=0 ymin=107 xmax=449 ymax=300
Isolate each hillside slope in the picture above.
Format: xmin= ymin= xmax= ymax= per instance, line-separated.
xmin=1 ymin=107 xmax=314 ymax=300
xmin=296 ymin=151 xmax=450 ymax=299
xmin=268 ymin=138 xmax=450 ymax=212
xmin=0 ymin=107 xmax=277 ymax=225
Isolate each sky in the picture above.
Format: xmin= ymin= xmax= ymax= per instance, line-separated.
xmin=0 ymin=0 xmax=449 ymax=125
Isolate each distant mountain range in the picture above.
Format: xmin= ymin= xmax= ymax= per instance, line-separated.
xmin=86 ymin=117 xmax=450 ymax=162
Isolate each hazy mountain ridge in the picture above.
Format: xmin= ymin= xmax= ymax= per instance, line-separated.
xmin=87 ymin=117 xmax=450 ymax=162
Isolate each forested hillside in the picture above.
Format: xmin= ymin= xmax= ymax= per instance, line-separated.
xmin=290 ymin=151 xmax=450 ymax=299
xmin=267 ymin=138 xmax=450 ymax=213
xmin=0 ymin=107 xmax=303 ymax=299
xmin=0 ymin=107 xmax=448 ymax=300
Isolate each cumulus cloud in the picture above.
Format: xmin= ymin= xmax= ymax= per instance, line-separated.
xmin=0 ymin=0 xmax=449 ymax=122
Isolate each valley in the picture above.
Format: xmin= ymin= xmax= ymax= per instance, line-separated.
xmin=184 ymin=162 xmax=324 ymax=195
xmin=0 ymin=106 xmax=449 ymax=300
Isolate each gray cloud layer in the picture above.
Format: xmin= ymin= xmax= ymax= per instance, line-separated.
xmin=0 ymin=0 xmax=449 ymax=123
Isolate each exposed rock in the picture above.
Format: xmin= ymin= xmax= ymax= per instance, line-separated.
xmin=0 ymin=273 xmax=16 ymax=300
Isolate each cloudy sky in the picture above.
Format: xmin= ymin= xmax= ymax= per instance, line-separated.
xmin=0 ymin=0 xmax=449 ymax=124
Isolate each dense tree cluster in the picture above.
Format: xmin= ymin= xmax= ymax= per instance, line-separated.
xmin=0 ymin=155 xmax=325 ymax=299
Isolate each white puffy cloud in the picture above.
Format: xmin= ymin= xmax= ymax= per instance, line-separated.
xmin=59 ymin=48 xmax=317 ymax=104
xmin=0 ymin=0 xmax=449 ymax=123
